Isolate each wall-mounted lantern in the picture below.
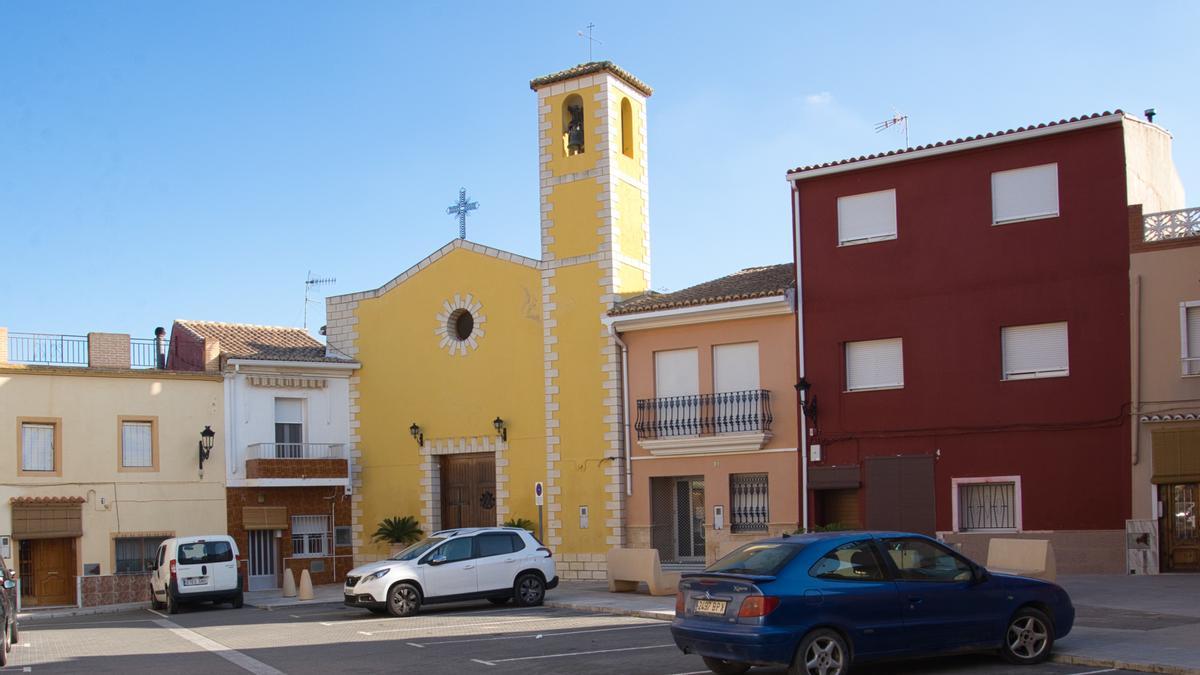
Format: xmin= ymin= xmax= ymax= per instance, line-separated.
xmin=492 ymin=417 xmax=507 ymax=442
xmin=795 ymin=377 xmax=818 ymax=423
xmin=198 ymin=425 xmax=216 ymax=470
xmin=409 ymin=423 xmax=423 ymax=447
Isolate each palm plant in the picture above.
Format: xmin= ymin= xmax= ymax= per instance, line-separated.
xmin=503 ymin=517 xmax=536 ymax=532
xmin=372 ymin=516 xmax=424 ymax=545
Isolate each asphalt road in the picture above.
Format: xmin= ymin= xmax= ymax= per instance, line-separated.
xmin=6 ymin=600 xmax=1143 ymax=675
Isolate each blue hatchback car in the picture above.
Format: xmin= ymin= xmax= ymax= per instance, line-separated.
xmin=671 ymin=531 xmax=1073 ymax=675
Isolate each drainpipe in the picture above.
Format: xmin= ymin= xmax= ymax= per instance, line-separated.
xmin=792 ymin=183 xmax=810 ymax=531
xmin=1133 ymin=274 xmax=1143 ymax=466
xmin=611 ymin=325 xmax=633 ymax=497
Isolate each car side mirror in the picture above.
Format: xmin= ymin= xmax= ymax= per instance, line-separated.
xmin=2 ymin=580 xmax=14 ymax=590
xmin=427 ymin=554 xmax=448 ymax=566
xmin=972 ymin=565 xmax=990 ymax=585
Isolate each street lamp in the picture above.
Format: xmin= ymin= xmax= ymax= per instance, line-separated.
xmin=492 ymin=417 xmax=507 ymax=442
xmin=409 ymin=423 xmax=423 ymax=447
xmin=198 ymin=426 xmax=215 ymax=470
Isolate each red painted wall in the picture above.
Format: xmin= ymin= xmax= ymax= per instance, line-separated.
xmin=795 ymin=123 xmax=1132 ymax=531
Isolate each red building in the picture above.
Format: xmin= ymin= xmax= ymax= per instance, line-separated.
xmin=788 ymin=111 xmax=1185 ymax=573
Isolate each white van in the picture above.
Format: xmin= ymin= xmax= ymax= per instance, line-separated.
xmin=149 ymin=536 xmax=243 ymax=614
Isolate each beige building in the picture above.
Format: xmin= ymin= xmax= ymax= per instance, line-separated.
xmin=0 ymin=327 xmax=226 ymax=607
xmin=1130 ymin=202 xmax=1200 ymax=574
xmin=607 ymin=265 xmax=799 ymax=568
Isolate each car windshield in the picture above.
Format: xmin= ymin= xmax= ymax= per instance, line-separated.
xmin=706 ymin=542 xmax=804 ymax=576
xmin=391 ymin=537 xmax=445 ymax=561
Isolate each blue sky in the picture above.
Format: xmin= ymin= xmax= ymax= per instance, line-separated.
xmin=3 ymin=1 xmax=1199 ymax=338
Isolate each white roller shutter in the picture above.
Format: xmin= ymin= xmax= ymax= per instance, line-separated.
xmin=1184 ymin=305 xmax=1200 ymax=375
xmin=837 ymin=189 xmax=897 ymax=245
xmin=274 ymin=398 xmax=304 ymax=424
xmin=713 ymin=342 xmax=760 ymax=393
xmin=21 ymin=424 xmax=55 ymax=471
xmin=845 ymin=338 xmax=904 ymax=391
xmin=654 ymin=349 xmax=699 ymax=397
xmin=992 ymin=163 xmax=1059 ymax=224
xmin=1002 ymin=322 xmax=1069 ymax=379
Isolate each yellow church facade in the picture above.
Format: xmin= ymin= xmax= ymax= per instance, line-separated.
xmin=325 ymin=62 xmax=652 ymax=578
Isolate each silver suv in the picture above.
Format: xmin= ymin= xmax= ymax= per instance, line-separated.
xmin=344 ymin=527 xmax=557 ymax=617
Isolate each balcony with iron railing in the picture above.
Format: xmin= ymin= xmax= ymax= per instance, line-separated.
xmin=1143 ymin=206 xmax=1200 ymax=243
xmin=243 ymin=443 xmax=349 ymax=481
xmin=634 ymin=389 xmax=773 ymax=456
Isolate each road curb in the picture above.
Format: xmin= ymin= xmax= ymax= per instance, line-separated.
xmin=1052 ymin=652 xmax=1200 ymax=675
xmin=543 ymin=599 xmax=674 ymax=622
xmin=18 ymin=601 xmax=150 ymax=621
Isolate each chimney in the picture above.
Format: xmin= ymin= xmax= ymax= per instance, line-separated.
xmin=203 ymin=337 xmax=222 ymax=373
xmin=1145 ymin=108 xmax=1157 ymax=123
xmin=0 ymin=327 xmax=8 ymax=365
xmin=87 ymin=332 xmax=131 ymax=369
xmin=154 ymin=326 xmax=167 ymax=369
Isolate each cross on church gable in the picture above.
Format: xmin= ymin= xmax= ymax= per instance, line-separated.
xmin=446 ymin=188 xmax=479 ymax=240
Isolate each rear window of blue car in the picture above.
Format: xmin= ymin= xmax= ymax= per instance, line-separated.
xmin=707 ymin=542 xmax=805 ymax=576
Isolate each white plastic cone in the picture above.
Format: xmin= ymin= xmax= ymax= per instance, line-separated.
xmin=282 ymin=568 xmax=297 ymax=597
xmin=298 ymin=569 xmax=314 ymax=601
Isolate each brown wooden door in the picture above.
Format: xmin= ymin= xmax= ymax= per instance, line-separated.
xmin=1163 ymin=483 xmax=1199 ymax=572
xmin=819 ymin=489 xmax=862 ymax=529
xmin=440 ymin=453 xmax=496 ymax=529
xmin=26 ymin=538 xmax=76 ymax=606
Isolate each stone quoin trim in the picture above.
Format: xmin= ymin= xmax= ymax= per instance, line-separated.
xmin=419 ymin=435 xmax=505 ymax=533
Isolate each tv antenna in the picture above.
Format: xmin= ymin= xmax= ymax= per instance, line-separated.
xmin=875 ymin=110 xmax=910 ymax=148
xmin=304 ymin=271 xmax=336 ymax=330
xmin=578 ymin=23 xmax=602 ymax=62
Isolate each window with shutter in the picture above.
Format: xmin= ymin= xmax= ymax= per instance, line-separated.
xmin=121 ymin=420 xmax=154 ymax=468
xmin=991 ymin=163 xmax=1059 ymax=224
xmin=274 ymin=398 xmax=305 ymax=458
xmin=1002 ymin=322 xmax=1068 ymax=380
xmin=1182 ymin=304 xmax=1200 ymax=376
xmin=837 ymin=189 xmax=897 ymax=246
xmin=291 ymin=515 xmax=330 ymax=558
xmin=713 ymin=342 xmax=759 ymax=393
xmin=21 ymin=423 xmax=56 ymax=472
xmin=845 ymin=338 xmax=904 ymax=391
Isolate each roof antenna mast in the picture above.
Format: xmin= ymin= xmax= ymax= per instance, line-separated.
xmin=578 ymin=23 xmax=602 ymax=62
xmin=875 ymin=110 xmax=910 ymax=149
xmin=304 ymin=270 xmax=336 ymax=330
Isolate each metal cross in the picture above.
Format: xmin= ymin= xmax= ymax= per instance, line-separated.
xmin=577 ymin=23 xmax=602 ymax=62
xmin=445 ymin=188 xmax=478 ymax=240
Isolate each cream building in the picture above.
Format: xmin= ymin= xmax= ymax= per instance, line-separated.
xmin=0 ymin=327 xmax=226 ymax=607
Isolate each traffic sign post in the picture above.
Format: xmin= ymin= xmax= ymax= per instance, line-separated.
xmin=535 ymin=482 xmax=544 ymax=542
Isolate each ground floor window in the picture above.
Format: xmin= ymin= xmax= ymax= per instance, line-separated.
xmin=334 ymin=525 xmax=352 ymax=548
xmin=730 ymin=472 xmax=769 ymax=533
xmin=115 ymin=536 xmax=167 ymax=573
xmin=955 ymin=477 xmax=1020 ymax=532
xmin=291 ymin=515 xmax=331 ymax=558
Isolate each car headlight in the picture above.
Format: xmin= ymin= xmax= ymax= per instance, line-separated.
xmin=366 ymin=569 xmax=390 ymax=581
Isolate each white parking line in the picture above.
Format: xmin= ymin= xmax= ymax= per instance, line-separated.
xmin=320 ymin=605 xmax=552 ymax=627
xmin=146 ymin=608 xmax=168 ymax=619
xmin=358 ymin=615 xmax=581 ymax=637
xmin=471 ymin=643 xmax=676 ymax=666
xmin=411 ymin=622 xmax=665 ymax=647
xmin=1071 ymin=670 xmax=1118 ymax=675
xmin=151 ymin=618 xmax=283 ymax=675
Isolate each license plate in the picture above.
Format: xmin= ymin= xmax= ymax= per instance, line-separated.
xmin=182 ymin=577 xmax=207 ymax=586
xmin=694 ymin=599 xmax=727 ymax=615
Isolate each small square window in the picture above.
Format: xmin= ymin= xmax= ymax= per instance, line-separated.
xmin=1002 ymin=322 xmax=1068 ymax=380
xmin=992 ymin=163 xmax=1059 ymax=225
xmin=837 ymin=189 xmax=897 ymax=246
xmin=334 ymin=526 xmax=352 ymax=548
xmin=845 ymin=338 xmax=904 ymax=391
xmin=955 ymin=479 xmax=1020 ymax=532
xmin=120 ymin=418 xmax=157 ymax=470
xmin=18 ymin=418 xmax=60 ymax=475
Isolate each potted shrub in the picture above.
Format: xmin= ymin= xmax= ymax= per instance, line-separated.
xmin=372 ymin=516 xmax=424 ymax=556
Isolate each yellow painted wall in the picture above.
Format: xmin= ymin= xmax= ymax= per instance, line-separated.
xmin=541 ymin=84 xmax=606 ymax=179
xmin=0 ymin=368 xmax=227 ymax=574
xmin=350 ymin=247 xmax=544 ymax=559
xmin=545 ymin=179 xmax=603 ymax=260
xmin=616 ymin=180 xmax=647 ymax=263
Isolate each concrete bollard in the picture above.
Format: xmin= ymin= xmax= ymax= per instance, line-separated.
xmin=298 ymin=569 xmax=314 ymax=601
xmin=282 ymin=568 xmax=297 ymax=597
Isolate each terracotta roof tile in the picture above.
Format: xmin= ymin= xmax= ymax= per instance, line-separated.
xmin=173 ymin=320 xmax=354 ymax=363
xmin=610 ymin=264 xmax=794 ymax=316
xmin=530 ymin=61 xmax=653 ymax=97
xmin=788 ymin=111 xmax=1125 ymax=176
xmin=10 ymin=496 xmax=86 ymax=504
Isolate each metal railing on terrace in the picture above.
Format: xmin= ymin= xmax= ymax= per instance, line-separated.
xmin=246 ymin=443 xmax=347 ymax=460
xmin=634 ymin=389 xmax=773 ymax=440
xmin=6 ymin=333 xmax=168 ymax=369
xmin=1144 ymin=206 xmax=1200 ymax=243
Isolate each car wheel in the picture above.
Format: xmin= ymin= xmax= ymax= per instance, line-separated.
xmin=791 ymin=628 xmax=849 ymax=675
xmin=230 ymin=590 xmax=244 ymax=609
xmin=513 ymin=573 xmax=545 ymax=607
xmin=487 ymin=597 xmax=510 ymax=606
xmin=1000 ymin=607 xmax=1054 ymax=665
xmin=165 ymin=592 xmax=179 ymax=615
xmin=387 ymin=583 xmax=421 ymax=617
xmin=9 ymin=619 xmax=18 ymax=648
xmin=149 ymin=585 xmax=163 ymax=611
xmin=0 ymin=622 xmax=8 ymax=667
xmin=702 ymin=656 xmax=750 ymax=675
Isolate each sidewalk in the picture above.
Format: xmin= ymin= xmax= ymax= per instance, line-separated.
xmin=244 ymin=583 xmax=344 ymax=609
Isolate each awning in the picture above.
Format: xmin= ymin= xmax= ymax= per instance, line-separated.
xmin=11 ymin=498 xmax=83 ymax=539
xmin=243 ymin=506 xmax=288 ymax=530
xmin=1152 ymin=429 xmax=1200 ymax=484
xmin=808 ymin=465 xmax=861 ymax=490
